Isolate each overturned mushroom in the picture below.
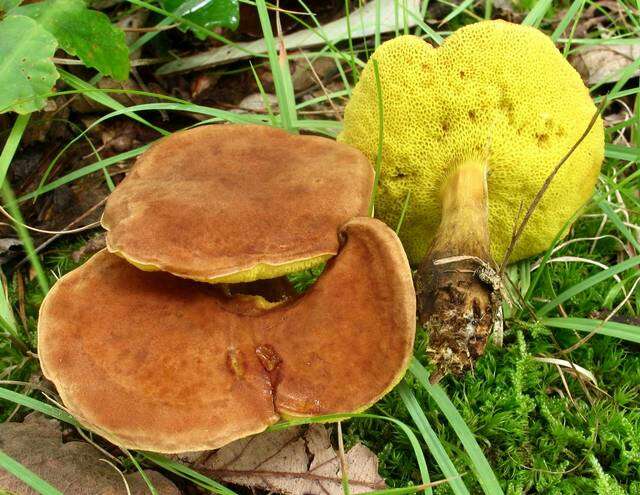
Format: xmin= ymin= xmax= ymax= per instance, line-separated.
xmin=339 ymin=21 xmax=604 ymax=379
xmin=38 ymin=218 xmax=415 ymax=453
xmin=102 ymin=124 xmax=373 ymax=283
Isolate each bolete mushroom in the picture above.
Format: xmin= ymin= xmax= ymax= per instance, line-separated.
xmin=38 ymin=218 xmax=415 ymax=453
xmin=339 ymin=21 xmax=604 ymax=378
xmin=102 ymin=124 xmax=373 ymax=283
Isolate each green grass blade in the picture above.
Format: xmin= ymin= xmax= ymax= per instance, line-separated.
xmin=439 ymin=0 xmax=474 ymax=26
xmin=124 ymin=450 xmax=158 ymax=495
xmin=18 ymin=145 xmax=150 ymax=203
xmin=0 ymin=387 xmax=77 ymax=425
xmin=403 ymin=6 xmax=444 ymax=44
xmin=551 ymin=0 xmax=584 ymax=42
xmin=255 ymin=0 xmax=297 ymax=132
xmin=597 ymin=199 xmax=640 ymax=252
xmin=0 ymin=449 xmax=63 ymax=495
xmin=521 ymin=0 xmax=553 ymax=27
xmin=365 ymin=483 xmax=447 ymax=495
xmin=0 ymin=114 xmax=48 ymax=294
xmin=536 ymin=255 xmax=640 ymax=316
xmin=395 ymin=191 xmax=411 ymax=233
xmin=398 ymin=383 xmax=470 ymax=495
xmin=1 ymin=183 xmax=49 ymax=294
xmin=144 ymin=453 xmax=239 ymax=495
xmin=409 ymin=359 xmax=504 ymax=495
xmin=59 ymin=70 xmax=169 ymax=136
xmin=605 ymin=143 xmax=639 ymax=161
xmin=0 ymin=113 xmax=30 ymax=188
xmin=541 ymin=317 xmax=640 ymax=343
xmin=0 ymin=272 xmax=23 ymax=349
xmin=369 ymin=59 xmax=384 ymax=216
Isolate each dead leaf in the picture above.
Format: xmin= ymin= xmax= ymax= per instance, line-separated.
xmin=181 ymin=425 xmax=385 ymax=495
xmin=238 ymin=93 xmax=278 ymax=113
xmin=571 ymin=45 xmax=640 ymax=85
xmin=71 ymin=233 xmax=107 ymax=262
xmin=0 ymin=413 xmax=180 ymax=495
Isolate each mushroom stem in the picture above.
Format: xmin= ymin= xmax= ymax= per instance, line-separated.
xmin=414 ymin=159 xmax=501 ymax=382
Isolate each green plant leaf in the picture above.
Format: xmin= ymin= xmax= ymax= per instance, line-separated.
xmin=160 ymin=0 xmax=239 ymax=40
xmin=0 ymin=15 xmax=58 ymax=114
xmin=0 ymin=0 xmax=21 ymax=12
xmin=12 ymin=0 xmax=129 ymax=80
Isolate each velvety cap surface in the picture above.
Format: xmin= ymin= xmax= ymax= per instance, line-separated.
xmin=102 ymin=124 xmax=374 ymax=282
xmin=38 ymin=218 xmax=415 ymax=453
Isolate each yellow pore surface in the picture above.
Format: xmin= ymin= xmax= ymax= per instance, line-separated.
xmin=339 ymin=20 xmax=604 ymax=265
xmin=116 ymin=250 xmax=331 ymax=284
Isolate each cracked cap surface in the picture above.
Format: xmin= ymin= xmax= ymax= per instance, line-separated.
xmin=38 ymin=217 xmax=415 ymax=453
xmin=102 ymin=124 xmax=374 ymax=282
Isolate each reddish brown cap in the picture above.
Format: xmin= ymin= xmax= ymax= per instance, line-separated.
xmin=38 ymin=218 xmax=415 ymax=453
xmin=102 ymin=124 xmax=374 ymax=282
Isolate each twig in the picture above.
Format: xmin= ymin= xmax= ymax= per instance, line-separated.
xmin=13 ymin=198 xmax=107 ymax=271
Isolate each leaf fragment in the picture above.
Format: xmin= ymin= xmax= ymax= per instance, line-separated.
xmin=0 ymin=15 xmax=58 ymax=114
xmin=180 ymin=425 xmax=386 ymax=495
xmin=12 ymin=0 xmax=129 ymax=80
xmin=0 ymin=413 xmax=180 ymax=495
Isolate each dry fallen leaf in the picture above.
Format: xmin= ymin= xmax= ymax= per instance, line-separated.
xmin=0 ymin=413 xmax=180 ymax=495
xmin=71 ymin=233 xmax=107 ymax=262
xmin=180 ymin=425 xmax=385 ymax=495
xmin=571 ymin=44 xmax=640 ymax=85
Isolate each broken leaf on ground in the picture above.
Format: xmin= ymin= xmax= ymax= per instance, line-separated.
xmin=0 ymin=413 xmax=179 ymax=495
xmin=571 ymin=44 xmax=640 ymax=85
xmin=180 ymin=424 xmax=386 ymax=495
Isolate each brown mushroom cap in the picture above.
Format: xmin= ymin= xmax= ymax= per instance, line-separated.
xmin=102 ymin=124 xmax=374 ymax=283
xmin=38 ymin=218 xmax=415 ymax=453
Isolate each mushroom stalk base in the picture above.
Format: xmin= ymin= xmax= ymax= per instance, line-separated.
xmin=415 ymin=160 xmax=501 ymax=383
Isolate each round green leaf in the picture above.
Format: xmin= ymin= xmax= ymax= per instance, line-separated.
xmin=11 ymin=0 xmax=129 ymax=81
xmin=0 ymin=15 xmax=59 ymax=114
xmin=161 ymin=0 xmax=239 ymax=39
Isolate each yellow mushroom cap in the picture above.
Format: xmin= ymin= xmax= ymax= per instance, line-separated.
xmin=339 ymin=20 xmax=604 ymax=265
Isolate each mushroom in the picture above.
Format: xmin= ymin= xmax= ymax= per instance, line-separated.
xmin=38 ymin=218 xmax=415 ymax=453
xmin=102 ymin=124 xmax=373 ymax=283
xmin=339 ymin=21 xmax=604 ymax=379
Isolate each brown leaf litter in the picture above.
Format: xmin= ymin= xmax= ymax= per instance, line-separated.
xmin=177 ymin=424 xmax=386 ymax=495
xmin=0 ymin=413 xmax=179 ymax=495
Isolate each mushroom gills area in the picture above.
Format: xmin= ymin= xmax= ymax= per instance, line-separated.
xmin=38 ymin=218 xmax=415 ymax=453
xmin=414 ymin=160 xmax=501 ymax=382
